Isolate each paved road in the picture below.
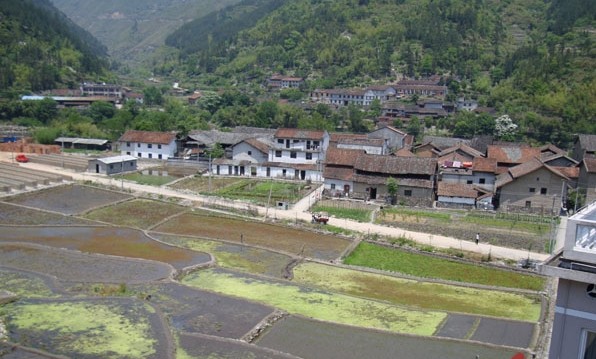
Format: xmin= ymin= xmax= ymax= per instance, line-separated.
xmin=4 ymin=153 xmax=551 ymax=262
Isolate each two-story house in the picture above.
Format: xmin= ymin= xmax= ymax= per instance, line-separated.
xmin=368 ymin=125 xmax=408 ymax=152
xmin=214 ymin=137 xmax=272 ymax=176
xmin=539 ymin=200 xmax=596 ymax=359
xmin=118 ymin=130 xmax=177 ymax=160
xmin=262 ymin=128 xmax=329 ymax=181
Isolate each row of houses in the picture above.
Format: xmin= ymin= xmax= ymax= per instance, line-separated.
xmin=116 ymin=128 xmax=596 ymax=213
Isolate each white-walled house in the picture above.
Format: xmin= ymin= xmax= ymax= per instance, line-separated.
xmin=118 ymin=130 xmax=177 ymax=160
xmin=262 ymin=128 xmax=329 ymax=181
xmin=214 ymin=138 xmax=272 ymax=176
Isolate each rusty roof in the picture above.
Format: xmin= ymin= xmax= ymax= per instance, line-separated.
xmin=487 ymin=145 xmax=541 ymax=164
xmin=325 ymin=148 xmax=363 ymax=166
xmin=323 ymin=167 xmax=354 ymax=181
xmin=437 ymin=182 xmax=479 ymax=198
xmin=118 ymin=130 xmax=176 ymax=145
xmin=438 ymin=143 xmax=484 ymax=158
xmin=354 ymin=154 xmax=437 ymax=175
xmin=554 ymin=166 xmax=579 ymax=179
xmin=394 ymin=147 xmax=415 ymax=157
xmin=329 ymin=133 xmax=368 ymax=143
xmin=496 ymin=157 xmax=569 ymax=188
xmin=584 ymin=158 xmax=596 ymax=173
xmin=472 ymin=157 xmax=497 ymax=173
xmin=242 ymin=138 xmax=271 ymax=154
xmin=274 ymin=128 xmax=326 ymax=140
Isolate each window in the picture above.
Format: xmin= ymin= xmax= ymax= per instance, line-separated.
xmin=467 ymin=180 xmax=473 ymax=184
xmin=306 ymin=153 xmax=312 ymax=160
xmin=248 ymin=151 xmax=252 ymax=155
xmin=138 ymin=153 xmax=141 ymax=158
xmin=290 ymin=152 xmax=297 ymax=159
xmin=529 ymin=187 xmax=536 ymax=193
xmin=275 ymin=150 xmax=282 ymax=158
xmin=148 ymin=153 xmax=152 ymax=159
xmin=277 ymin=139 xmax=284 ymax=144
xmin=582 ymin=330 xmax=596 ymax=359
xmin=137 ymin=143 xmax=140 ymax=148
xmin=404 ymin=190 xmax=412 ymax=197
xmin=126 ymin=152 xmax=131 ymax=155
xmin=331 ymin=184 xmax=336 ymax=190
xmin=126 ymin=142 xmax=130 ymax=147
xmin=479 ymin=178 xmax=485 ymax=184
xmin=540 ymin=188 xmax=547 ymax=195
xmin=157 ymin=144 xmax=162 ymax=149
xmin=525 ymin=201 xmax=531 ymax=208
xmin=109 ymin=164 xmax=113 ymax=170
xmin=158 ymin=154 xmax=162 ymax=160
xmin=148 ymin=144 xmax=152 ymax=149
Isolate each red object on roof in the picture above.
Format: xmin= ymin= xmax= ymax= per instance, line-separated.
xmin=15 ymin=154 xmax=28 ymax=163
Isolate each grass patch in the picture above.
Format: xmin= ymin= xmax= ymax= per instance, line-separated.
xmin=182 ymin=268 xmax=446 ymax=335
xmin=0 ymin=270 xmax=57 ymax=298
xmin=215 ymin=180 xmax=307 ymax=205
xmin=462 ymin=214 xmax=551 ymax=236
xmin=344 ymin=242 xmax=545 ymax=291
xmin=379 ymin=208 xmax=452 ymax=222
xmin=293 ymin=262 xmax=541 ymax=321
xmin=116 ymin=172 xmax=178 ymax=186
xmin=311 ymin=204 xmax=372 ymax=222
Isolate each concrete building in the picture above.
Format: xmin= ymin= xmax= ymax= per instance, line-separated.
xmin=539 ymin=201 xmax=596 ymax=359
xmin=88 ymin=155 xmax=137 ymax=175
xmin=118 ymin=130 xmax=177 ymax=160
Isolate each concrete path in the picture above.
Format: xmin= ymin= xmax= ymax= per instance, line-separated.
xmin=2 ymin=153 xmax=550 ymax=262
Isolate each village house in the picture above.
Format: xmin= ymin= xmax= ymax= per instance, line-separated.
xmin=323 ymin=147 xmax=364 ymax=197
xmin=80 ymin=82 xmax=122 ymax=99
xmin=394 ymin=79 xmax=447 ymax=99
xmin=572 ymin=134 xmax=596 ymax=162
xmin=367 ymin=125 xmax=408 ymax=152
xmin=118 ymin=130 xmax=177 ymax=160
xmin=494 ymin=157 xmax=569 ymax=214
xmin=267 ymin=75 xmax=304 ymax=89
xmin=538 ymin=201 xmax=596 ymax=359
xmin=351 ymin=154 xmax=437 ymax=205
xmin=214 ymin=137 xmax=272 ymax=176
xmin=260 ymin=128 xmax=329 ymax=181
xmin=487 ymin=144 xmax=542 ymax=174
xmin=88 ymin=155 xmax=137 ymax=175
xmin=436 ymin=182 xmax=492 ymax=209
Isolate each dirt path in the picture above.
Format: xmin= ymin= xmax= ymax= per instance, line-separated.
xmin=2 ymin=152 xmax=550 ymax=262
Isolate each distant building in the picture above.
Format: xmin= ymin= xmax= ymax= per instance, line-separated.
xmin=118 ymin=130 xmax=177 ymax=160
xmin=80 ymin=83 xmax=122 ymax=99
xmin=267 ymin=75 xmax=304 ymax=89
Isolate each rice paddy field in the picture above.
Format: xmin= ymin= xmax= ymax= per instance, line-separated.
xmin=0 ymin=184 xmax=541 ymax=359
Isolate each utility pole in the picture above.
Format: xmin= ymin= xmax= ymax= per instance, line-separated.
xmin=208 ymin=153 xmax=212 ymax=193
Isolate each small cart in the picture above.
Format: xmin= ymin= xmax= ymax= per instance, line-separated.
xmin=311 ymin=212 xmax=329 ymax=225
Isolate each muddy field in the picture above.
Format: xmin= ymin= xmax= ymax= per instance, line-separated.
xmin=0 ymin=226 xmax=210 ymax=270
xmin=0 ymin=202 xmax=96 ymax=226
xmin=178 ymin=332 xmax=298 ymax=359
xmin=155 ymin=212 xmax=351 ymax=260
xmin=83 ymin=198 xmax=188 ymax=229
xmin=2 ymin=184 xmax=131 ymax=215
xmin=256 ymin=316 xmax=529 ymax=359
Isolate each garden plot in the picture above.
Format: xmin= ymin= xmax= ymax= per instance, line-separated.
xmin=0 ymin=202 xmax=96 ymax=225
xmin=155 ymin=234 xmax=294 ymax=278
xmin=83 ymin=198 xmax=188 ymax=229
xmin=131 ymin=282 xmax=275 ymax=338
xmin=155 ymin=212 xmax=351 ymax=260
xmin=178 ymin=332 xmax=298 ymax=359
xmin=256 ymin=316 xmax=529 ymax=359
xmin=0 ymin=226 xmax=210 ymax=270
xmin=0 ymin=244 xmax=173 ymax=283
xmin=3 ymin=184 xmax=130 ymax=215
xmin=1 ymin=298 xmax=170 ymax=359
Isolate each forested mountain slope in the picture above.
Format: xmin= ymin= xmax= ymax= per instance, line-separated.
xmin=165 ymin=0 xmax=595 ymax=144
xmin=0 ymin=0 xmax=111 ymax=94
xmin=50 ymin=0 xmax=241 ymax=70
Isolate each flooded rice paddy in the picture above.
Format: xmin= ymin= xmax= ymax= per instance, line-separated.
xmin=0 ymin=184 xmax=538 ymax=358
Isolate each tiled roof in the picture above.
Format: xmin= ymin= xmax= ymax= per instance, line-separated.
xmin=554 ymin=166 xmax=579 ymax=179
xmin=325 ymin=148 xmax=363 ymax=166
xmin=118 ymin=130 xmax=176 ymax=145
xmin=487 ymin=145 xmax=541 ymax=164
xmin=274 ymin=128 xmax=325 ymax=140
xmin=354 ymin=154 xmax=437 ymax=175
xmin=394 ymin=147 xmax=415 ymax=157
xmin=542 ymin=153 xmax=578 ymax=166
xmin=422 ymin=136 xmax=470 ymax=150
xmin=370 ymin=125 xmax=406 ymax=136
xmin=539 ymin=144 xmax=566 ymax=158
xmin=496 ymin=157 xmax=569 ymax=188
xmin=472 ymin=157 xmax=497 ymax=173
xmin=438 ymin=143 xmax=484 ymax=158
xmin=577 ymin=134 xmax=596 ymax=151
xmin=329 ymin=133 xmax=368 ymax=143
xmin=338 ymin=137 xmax=385 ymax=147
xmin=437 ymin=182 xmax=478 ymax=198
xmin=243 ymin=138 xmax=271 ymax=154
xmin=323 ymin=167 xmax=354 ymax=181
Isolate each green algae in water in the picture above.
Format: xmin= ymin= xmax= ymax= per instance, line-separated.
xmin=5 ymin=301 xmax=156 ymax=358
xmin=293 ymin=262 xmax=541 ymax=322
xmin=0 ymin=271 xmax=56 ymax=298
xmin=182 ymin=269 xmax=445 ymax=335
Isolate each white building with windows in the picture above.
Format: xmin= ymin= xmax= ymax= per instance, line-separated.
xmin=539 ymin=201 xmax=596 ymax=359
xmin=118 ymin=130 xmax=177 ymax=160
xmin=262 ymin=128 xmax=329 ymax=181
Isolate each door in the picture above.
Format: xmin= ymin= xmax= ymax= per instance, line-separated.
xmin=95 ymin=164 xmax=100 ymax=173
xmin=300 ymin=170 xmax=306 ymax=180
xmin=343 ymin=184 xmax=350 ymax=194
xmin=370 ymin=187 xmax=377 ymax=200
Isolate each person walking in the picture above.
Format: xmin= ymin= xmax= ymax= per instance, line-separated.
xmin=475 ymin=233 xmax=480 ymax=245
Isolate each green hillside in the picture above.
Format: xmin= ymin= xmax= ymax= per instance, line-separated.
xmin=50 ymin=0 xmax=242 ymax=71
xmin=0 ymin=0 xmax=111 ymax=94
